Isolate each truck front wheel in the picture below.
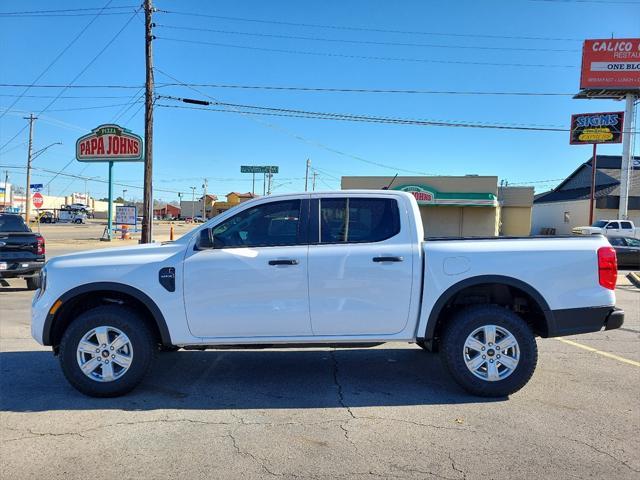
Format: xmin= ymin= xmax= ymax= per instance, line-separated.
xmin=58 ymin=305 xmax=156 ymax=397
xmin=440 ymin=305 xmax=537 ymax=397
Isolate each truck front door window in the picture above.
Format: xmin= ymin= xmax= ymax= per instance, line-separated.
xmin=212 ymin=200 xmax=302 ymax=248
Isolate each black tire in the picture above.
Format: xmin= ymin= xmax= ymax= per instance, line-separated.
xmin=25 ymin=277 xmax=39 ymax=290
xmin=440 ymin=305 xmax=538 ymax=397
xmin=59 ymin=305 xmax=156 ymax=397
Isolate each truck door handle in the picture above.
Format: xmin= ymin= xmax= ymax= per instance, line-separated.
xmin=372 ymin=256 xmax=403 ymax=263
xmin=268 ymin=259 xmax=299 ymax=266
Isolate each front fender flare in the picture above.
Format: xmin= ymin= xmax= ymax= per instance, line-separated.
xmin=42 ymin=282 xmax=172 ymax=346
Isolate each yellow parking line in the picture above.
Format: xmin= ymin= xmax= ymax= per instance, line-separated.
xmin=556 ymin=338 xmax=640 ymax=367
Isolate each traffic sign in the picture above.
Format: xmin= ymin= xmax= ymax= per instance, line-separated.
xmin=240 ymin=165 xmax=279 ymax=174
xmin=32 ymin=192 xmax=44 ymax=208
xmin=30 ymin=183 xmax=43 ymax=192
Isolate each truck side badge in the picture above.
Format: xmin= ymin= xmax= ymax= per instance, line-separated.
xmin=159 ymin=267 xmax=175 ymax=292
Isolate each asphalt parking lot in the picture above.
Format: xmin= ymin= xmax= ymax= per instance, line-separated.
xmin=1 ymin=232 xmax=639 ymax=479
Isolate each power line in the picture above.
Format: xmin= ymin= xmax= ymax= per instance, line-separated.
xmin=158 ymin=9 xmax=582 ymax=42
xmin=154 ymin=67 xmax=433 ymax=175
xmin=0 ymin=83 xmax=143 ymax=89
xmin=1 ymin=101 xmax=143 ymax=114
xmin=157 ymin=36 xmax=578 ymax=68
xmin=0 ymin=5 xmax=138 ymax=15
xmin=0 ymin=7 xmax=140 ymax=154
xmin=156 ymin=95 xmax=569 ymax=131
xmin=155 ymin=24 xmax=580 ymax=53
xmin=0 ymin=82 xmax=575 ymax=96
xmin=0 ymin=93 xmax=140 ymax=99
xmin=0 ymin=0 xmax=116 ymax=122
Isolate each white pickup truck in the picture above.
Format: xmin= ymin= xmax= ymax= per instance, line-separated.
xmin=31 ymin=191 xmax=624 ymax=398
xmin=572 ymin=219 xmax=639 ymax=238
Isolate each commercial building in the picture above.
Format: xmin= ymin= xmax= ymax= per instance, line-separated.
xmin=213 ymin=192 xmax=258 ymax=216
xmin=532 ymin=155 xmax=640 ymax=235
xmin=180 ymin=194 xmax=218 ymax=219
xmin=341 ymin=176 xmax=533 ymax=237
xmin=153 ymin=204 xmax=181 ymax=219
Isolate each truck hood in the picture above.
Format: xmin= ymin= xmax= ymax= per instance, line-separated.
xmin=572 ymin=226 xmax=601 ymax=234
xmin=47 ymin=242 xmax=186 ymax=269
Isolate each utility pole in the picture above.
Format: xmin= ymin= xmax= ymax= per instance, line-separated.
xmin=122 ymin=189 xmax=127 ymax=205
xmin=190 ymin=186 xmax=196 ymax=219
xmin=24 ymin=114 xmax=37 ymax=223
xmin=141 ymin=0 xmax=154 ymax=243
xmin=3 ymin=170 xmax=8 ymax=210
xmin=618 ymin=94 xmax=636 ymax=220
xmin=202 ymin=178 xmax=208 ymax=219
xmin=312 ymin=171 xmax=318 ymax=191
xmin=304 ymin=158 xmax=311 ymax=192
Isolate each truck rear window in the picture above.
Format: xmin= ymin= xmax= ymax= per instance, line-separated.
xmin=0 ymin=215 xmax=29 ymax=232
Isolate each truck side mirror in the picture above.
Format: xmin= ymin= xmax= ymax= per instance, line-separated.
xmin=195 ymin=228 xmax=214 ymax=250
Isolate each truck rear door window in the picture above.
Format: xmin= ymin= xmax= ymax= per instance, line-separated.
xmin=621 ymin=221 xmax=632 ymax=229
xmin=319 ymin=198 xmax=400 ymax=244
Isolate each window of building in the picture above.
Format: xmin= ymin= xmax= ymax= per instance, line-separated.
xmin=319 ymin=197 xmax=400 ymax=244
xmin=212 ymin=200 xmax=302 ymax=248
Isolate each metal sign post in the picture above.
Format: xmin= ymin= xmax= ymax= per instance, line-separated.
xmin=240 ymin=166 xmax=279 ymax=196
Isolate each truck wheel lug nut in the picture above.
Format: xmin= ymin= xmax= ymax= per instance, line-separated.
xmin=482 ymin=355 xmax=486 ymax=359
xmin=110 ymin=346 xmax=114 ymax=350
xmin=112 ymin=355 xmax=115 ymax=358
xmin=481 ymin=347 xmax=485 ymax=351
xmin=489 ymin=359 xmax=494 ymax=363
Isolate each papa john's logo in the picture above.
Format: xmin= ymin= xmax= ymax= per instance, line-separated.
xmin=396 ymin=185 xmax=435 ymax=204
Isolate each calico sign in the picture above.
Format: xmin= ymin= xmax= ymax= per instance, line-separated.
xmin=570 ymin=112 xmax=624 ymax=145
xmin=76 ymin=124 xmax=143 ymax=162
xmin=580 ymin=38 xmax=640 ymax=90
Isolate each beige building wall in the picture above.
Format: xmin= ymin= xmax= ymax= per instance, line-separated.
xmin=342 ymin=175 xmax=501 ymax=238
xmin=500 ymin=207 xmax=532 ymax=236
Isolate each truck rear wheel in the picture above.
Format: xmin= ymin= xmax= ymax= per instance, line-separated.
xmin=58 ymin=305 xmax=155 ymax=397
xmin=440 ymin=305 xmax=537 ymax=397
xmin=25 ymin=277 xmax=39 ymax=290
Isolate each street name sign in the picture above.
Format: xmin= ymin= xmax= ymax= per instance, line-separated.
xmin=240 ymin=165 xmax=279 ymax=174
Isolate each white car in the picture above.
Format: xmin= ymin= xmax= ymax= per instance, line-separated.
xmin=573 ymin=219 xmax=639 ymax=238
xmin=32 ymin=191 xmax=624 ymax=397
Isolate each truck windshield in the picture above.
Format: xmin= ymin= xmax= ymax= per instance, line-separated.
xmin=592 ymin=220 xmax=608 ymax=228
xmin=0 ymin=215 xmax=30 ymax=232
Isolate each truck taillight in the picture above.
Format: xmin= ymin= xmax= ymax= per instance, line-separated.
xmin=36 ymin=235 xmax=45 ymax=256
xmin=597 ymin=246 xmax=617 ymax=290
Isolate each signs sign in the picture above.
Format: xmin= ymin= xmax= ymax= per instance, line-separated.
xmin=580 ymin=39 xmax=640 ymax=90
xmin=115 ymin=205 xmax=137 ymax=225
xmin=76 ymin=124 xmax=143 ymax=162
xmin=30 ymin=183 xmax=43 ymax=192
xmin=240 ymin=165 xmax=279 ymax=174
xmin=394 ymin=185 xmax=498 ymax=207
xmin=32 ymin=192 xmax=44 ymax=208
xmin=570 ymin=111 xmax=624 ymax=145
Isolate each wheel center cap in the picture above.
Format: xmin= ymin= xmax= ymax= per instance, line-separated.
xmin=101 ymin=350 xmax=110 ymax=358
xmin=487 ymin=349 xmax=495 ymax=357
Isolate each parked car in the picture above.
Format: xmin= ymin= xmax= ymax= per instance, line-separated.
xmin=0 ymin=213 xmax=45 ymax=290
xmin=573 ymin=219 xmax=639 ymax=238
xmin=32 ymin=191 xmax=623 ymax=398
xmin=607 ymin=237 xmax=640 ymax=269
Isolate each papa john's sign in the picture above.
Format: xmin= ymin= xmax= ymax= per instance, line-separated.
xmin=76 ymin=124 xmax=143 ymax=162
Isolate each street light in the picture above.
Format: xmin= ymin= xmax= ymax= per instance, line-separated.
xmin=25 ymin=141 xmax=62 ymax=223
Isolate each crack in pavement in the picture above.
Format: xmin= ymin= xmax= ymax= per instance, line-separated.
xmin=448 ymin=452 xmax=467 ymax=480
xmin=563 ymin=436 xmax=640 ymax=473
xmin=225 ymin=431 xmax=288 ymax=478
xmin=330 ymin=349 xmax=356 ymax=419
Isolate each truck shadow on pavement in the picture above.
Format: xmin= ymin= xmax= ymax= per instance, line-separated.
xmin=1 ymin=348 xmax=503 ymax=412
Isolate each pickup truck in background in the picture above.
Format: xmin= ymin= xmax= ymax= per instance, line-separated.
xmin=0 ymin=213 xmax=45 ymax=290
xmin=573 ymin=219 xmax=640 ymax=238
xmin=31 ymin=191 xmax=624 ymax=398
